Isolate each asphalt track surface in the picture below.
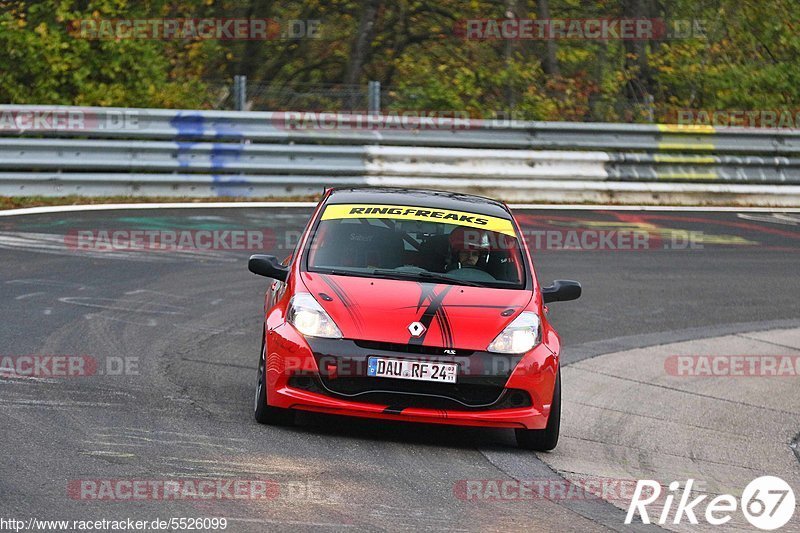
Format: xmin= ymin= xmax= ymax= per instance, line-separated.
xmin=0 ymin=207 xmax=798 ymax=532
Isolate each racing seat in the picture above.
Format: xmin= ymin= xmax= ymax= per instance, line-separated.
xmin=417 ymin=233 xmax=451 ymax=272
xmin=485 ymin=251 xmax=517 ymax=281
xmin=485 ymin=233 xmax=522 ymax=282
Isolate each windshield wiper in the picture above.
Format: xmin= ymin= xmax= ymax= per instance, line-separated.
xmin=312 ymin=268 xmax=364 ymax=277
xmin=370 ymin=269 xmax=483 ymax=287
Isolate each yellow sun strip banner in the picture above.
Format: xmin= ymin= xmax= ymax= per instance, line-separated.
xmin=321 ymin=204 xmax=517 ymax=237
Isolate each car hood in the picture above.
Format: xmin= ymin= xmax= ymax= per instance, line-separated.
xmin=299 ymin=272 xmax=533 ymax=350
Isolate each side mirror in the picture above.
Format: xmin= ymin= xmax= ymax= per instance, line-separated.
xmin=542 ymin=280 xmax=581 ymax=303
xmin=248 ymin=254 xmax=289 ymax=282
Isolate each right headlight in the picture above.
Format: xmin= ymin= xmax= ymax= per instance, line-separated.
xmin=286 ymin=293 xmax=342 ymax=339
xmin=487 ymin=311 xmax=541 ymax=354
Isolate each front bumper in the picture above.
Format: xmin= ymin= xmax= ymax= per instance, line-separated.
xmin=264 ymin=323 xmax=558 ymax=430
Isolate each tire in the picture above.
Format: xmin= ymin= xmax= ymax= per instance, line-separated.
xmin=254 ymin=329 xmax=295 ymax=426
xmin=515 ymin=367 xmax=561 ymax=451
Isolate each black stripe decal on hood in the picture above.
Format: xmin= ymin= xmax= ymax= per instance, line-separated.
xmin=435 ymin=305 xmax=454 ymax=348
xmin=416 ymin=283 xmax=437 ymax=312
xmin=409 ymin=284 xmax=453 ymax=346
xmin=319 ymin=275 xmax=364 ymax=335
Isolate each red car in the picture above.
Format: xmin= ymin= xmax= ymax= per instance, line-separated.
xmin=248 ymin=187 xmax=581 ymax=450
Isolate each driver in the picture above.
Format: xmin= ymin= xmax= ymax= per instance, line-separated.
xmin=447 ymin=227 xmax=491 ymax=271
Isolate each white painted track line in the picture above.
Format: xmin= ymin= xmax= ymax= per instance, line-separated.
xmin=1 ymin=202 xmax=799 ymax=217
xmin=0 ymin=202 xmax=317 ymax=217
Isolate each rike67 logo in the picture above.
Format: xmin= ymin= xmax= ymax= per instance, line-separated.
xmin=626 ymin=476 xmax=795 ymax=530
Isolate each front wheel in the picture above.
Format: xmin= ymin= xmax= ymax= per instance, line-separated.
xmin=515 ymin=367 xmax=561 ymax=451
xmin=254 ymin=331 xmax=295 ymax=426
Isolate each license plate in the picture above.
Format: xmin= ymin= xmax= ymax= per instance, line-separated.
xmin=367 ymin=357 xmax=457 ymax=383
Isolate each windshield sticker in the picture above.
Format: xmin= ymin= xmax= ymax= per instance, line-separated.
xmin=321 ymin=204 xmax=517 ymax=236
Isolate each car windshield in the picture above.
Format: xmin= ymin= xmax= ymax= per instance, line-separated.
xmin=305 ymin=203 xmax=526 ymax=289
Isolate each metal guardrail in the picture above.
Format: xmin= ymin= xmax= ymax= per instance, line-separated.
xmin=1 ymin=105 xmax=800 ymax=203
xmin=0 ymin=138 xmax=365 ymax=174
xmin=5 ymin=105 xmax=800 ymax=152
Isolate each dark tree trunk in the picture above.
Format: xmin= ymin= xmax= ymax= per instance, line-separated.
xmin=622 ymin=0 xmax=653 ymax=98
xmin=536 ymin=0 xmax=559 ymax=76
xmin=237 ymin=0 xmax=274 ymax=81
xmin=504 ymin=0 xmax=518 ymax=111
xmin=344 ymin=0 xmax=382 ymax=109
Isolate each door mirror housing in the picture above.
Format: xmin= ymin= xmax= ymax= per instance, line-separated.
xmin=542 ymin=280 xmax=581 ymax=303
xmin=248 ymin=254 xmax=289 ymax=282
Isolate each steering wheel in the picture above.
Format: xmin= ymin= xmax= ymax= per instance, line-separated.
xmin=445 ymin=266 xmax=497 ymax=282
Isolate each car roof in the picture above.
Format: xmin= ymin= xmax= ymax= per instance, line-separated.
xmin=325 ymin=187 xmax=513 ymax=219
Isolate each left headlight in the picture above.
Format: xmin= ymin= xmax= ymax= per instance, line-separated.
xmin=487 ymin=311 xmax=541 ymax=354
xmin=286 ymin=293 xmax=343 ymax=339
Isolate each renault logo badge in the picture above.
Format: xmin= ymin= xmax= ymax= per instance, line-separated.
xmin=407 ymin=321 xmax=426 ymax=337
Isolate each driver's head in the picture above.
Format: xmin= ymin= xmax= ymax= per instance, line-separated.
xmin=449 ymin=227 xmax=490 ymax=267
xmin=458 ymin=248 xmax=481 ymax=266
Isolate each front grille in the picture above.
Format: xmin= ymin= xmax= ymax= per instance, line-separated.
xmin=324 ymin=375 xmax=502 ymax=406
xmin=353 ymin=340 xmax=473 ymax=357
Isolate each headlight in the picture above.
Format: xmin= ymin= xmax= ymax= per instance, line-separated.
xmin=287 ymin=293 xmax=343 ymax=339
xmin=487 ymin=312 xmax=541 ymax=354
